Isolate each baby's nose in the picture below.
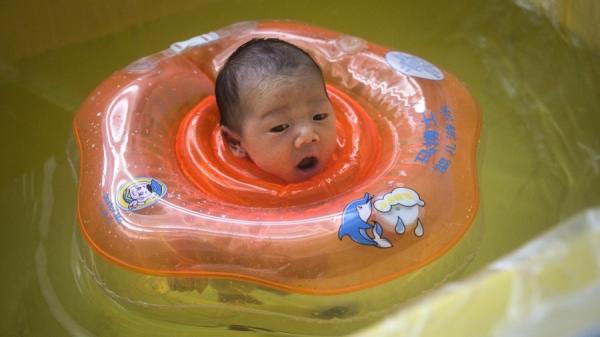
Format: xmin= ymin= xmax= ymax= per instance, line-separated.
xmin=294 ymin=128 xmax=320 ymax=148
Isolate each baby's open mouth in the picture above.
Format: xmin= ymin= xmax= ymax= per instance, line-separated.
xmin=297 ymin=156 xmax=319 ymax=172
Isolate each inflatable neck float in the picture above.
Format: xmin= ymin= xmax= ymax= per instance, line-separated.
xmin=74 ymin=21 xmax=481 ymax=296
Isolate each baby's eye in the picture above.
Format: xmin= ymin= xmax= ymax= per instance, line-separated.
xmin=313 ymin=113 xmax=328 ymax=121
xmin=269 ymin=124 xmax=289 ymax=133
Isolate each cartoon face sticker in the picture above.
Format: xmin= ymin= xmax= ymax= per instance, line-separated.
xmin=116 ymin=177 xmax=167 ymax=211
xmin=129 ymin=183 xmax=153 ymax=200
xmin=338 ymin=187 xmax=425 ymax=248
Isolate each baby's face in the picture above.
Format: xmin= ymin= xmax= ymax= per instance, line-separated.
xmin=230 ymin=73 xmax=337 ymax=183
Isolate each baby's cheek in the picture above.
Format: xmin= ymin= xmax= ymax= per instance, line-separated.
xmin=324 ymin=132 xmax=337 ymax=151
xmin=267 ymin=149 xmax=290 ymax=164
xmin=253 ymin=144 xmax=288 ymax=166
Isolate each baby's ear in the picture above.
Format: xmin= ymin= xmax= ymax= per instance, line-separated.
xmin=221 ymin=126 xmax=247 ymax=158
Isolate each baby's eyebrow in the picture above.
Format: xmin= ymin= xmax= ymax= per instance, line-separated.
xmin=310 ymin=97 xmax=330 ymax=105
xmin=259 ymin=105 xmax=289 ymax=120
xmin=258 ymin=96 xmax=329 ymax=120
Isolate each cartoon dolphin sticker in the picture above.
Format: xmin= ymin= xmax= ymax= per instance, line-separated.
xmin=338 ymin=187 xmax=425 ymax=248
xmin=338 ymin=193 xmax=392 ymax=248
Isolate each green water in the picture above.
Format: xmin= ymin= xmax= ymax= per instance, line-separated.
xmin=1 ymin=0 xmax=599 ymax=336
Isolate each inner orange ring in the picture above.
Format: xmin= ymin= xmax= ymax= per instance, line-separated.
xmin=175 ymin=85 xmax=382 ymax=208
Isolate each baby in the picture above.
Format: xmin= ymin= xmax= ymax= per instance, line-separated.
xmin=168 ymin=39 xmax=335 ymax=296
xmin=215 ymin=38 xmax=337 ymax=183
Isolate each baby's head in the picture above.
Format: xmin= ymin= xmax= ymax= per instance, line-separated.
xmin=216 ymin=38 xmax=336 ymax=183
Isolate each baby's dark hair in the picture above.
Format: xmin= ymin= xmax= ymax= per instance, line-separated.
xmin=215 ymin=38 xmax=325 ymax=132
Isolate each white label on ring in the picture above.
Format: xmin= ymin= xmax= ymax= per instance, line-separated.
xmin=385 ymin=51 xmax=444 ymax=81
xmin=170 ymin=32 xmax=220 ymax=53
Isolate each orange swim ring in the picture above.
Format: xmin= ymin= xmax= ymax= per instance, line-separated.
xmin=74 ymin=21 xmax=481 ymax=295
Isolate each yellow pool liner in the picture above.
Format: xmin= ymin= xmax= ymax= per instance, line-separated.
xmin=354 ymin=208 xmax=600 ymax=337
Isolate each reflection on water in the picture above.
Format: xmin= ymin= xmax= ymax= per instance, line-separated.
xmin=0 ymin=0 xmax=598 ymax=336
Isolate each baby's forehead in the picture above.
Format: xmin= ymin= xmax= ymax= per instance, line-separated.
xmin=240 ymin=75 xmax=321 ymax=111
xmin=239 ymin=70 xmax=322 ymax=96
